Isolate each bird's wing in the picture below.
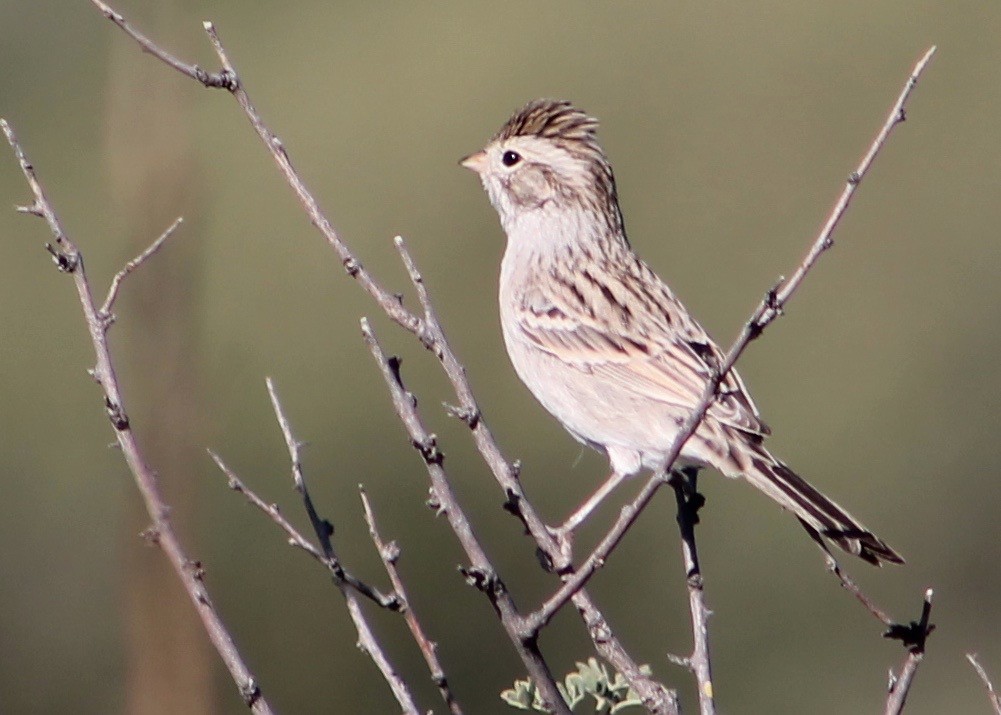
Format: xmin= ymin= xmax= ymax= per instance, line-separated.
xmin=513 ymin=253 xmax=769 ymax=437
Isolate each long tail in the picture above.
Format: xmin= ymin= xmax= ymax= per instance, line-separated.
xmin=741 ymin=447 xmax=904 ymax=566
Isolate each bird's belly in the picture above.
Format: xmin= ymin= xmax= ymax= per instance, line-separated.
xmin=503 ymin=331 xmax=692 ymax=472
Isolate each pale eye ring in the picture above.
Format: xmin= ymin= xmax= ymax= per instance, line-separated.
xmin=501 ymin=150 xmax=522 ymax=167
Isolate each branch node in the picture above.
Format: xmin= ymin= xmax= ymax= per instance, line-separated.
xmin=847 ymin=170 xmax=862 ymax=186
xmin=15 ymin=201 xmax=42 ymax=217
xmin=425 ymin=487 xmax=444 ymax=516
xmin=412 ymin=434 xmax=443 ymax=465
xmin=444 ymin=401 xmax=480 ymax=428
xmin=343 ymin=256 xmax=361 ymax=277
xmin=186 ymin=559 xmax=206 ymax=581
xmin=44 ymin=242 xmax=78 ymax=272
xmin=240 ymin=678 xmax=262 ymax=707
xmin=139 ymin=526 xmax=160 ymax=545
xmin=502 ymin=487 xmax=524 ymax=518
xmin=380 ymin=539 xmax=401 ymax=565
xmin=104 ymin=396 xmax=130 ymax=431
xmin=458 ymin=565 xmax=504 ymax=598
xmin=666 ymin=653 xmax=692 ymax=670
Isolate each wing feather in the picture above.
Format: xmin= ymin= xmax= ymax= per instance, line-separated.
xmin=512 ymin=251 xmax=770 ymax=437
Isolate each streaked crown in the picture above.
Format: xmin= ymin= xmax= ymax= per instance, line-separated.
xmin=493 ymin=99 xmax=601 ymax=146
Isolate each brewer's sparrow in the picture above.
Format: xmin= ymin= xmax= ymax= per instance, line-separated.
xmin=461 ymin=99 xmax=901 ymax=566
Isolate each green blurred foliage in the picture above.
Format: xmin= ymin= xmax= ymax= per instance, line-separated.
xmin=1 ymin=1 xmax=999 ymax=713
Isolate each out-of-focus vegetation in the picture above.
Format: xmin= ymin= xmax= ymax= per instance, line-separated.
xmin=1 ymin=1 xmax=998 ymax=713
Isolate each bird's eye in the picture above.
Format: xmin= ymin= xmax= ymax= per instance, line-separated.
xmin=502 ymin=150 xmax=522 ymax=167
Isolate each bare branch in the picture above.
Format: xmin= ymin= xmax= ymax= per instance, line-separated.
xmin=210 ymin=449 xmax=324 ymax=561
xmin=360 ymin=317 xmax=570 ymax=715
xmin=2 ymin=118 xmax=273 ymax=714
xmin=752 ymin=45 xmax=937 ymax=330
xmin=89 ymin=0 xmax=234 ymax=87
xmin=883 ymin=589 xmax=934 ymax=715
xmin=361 ymin=487 xmax=465 ymax=715
xmin=218 ymin=389 xmax=421 ymax=713
xmin=2 ymin=119 xmax=79 ymax=272
xmin=822 ymin=552 xmax=894 ymax=626
xmin=530 ymin=46 xmax=937 ymax=624
xmin=393 ymin=236 xmax=563 ymax=562
xmin=101 ymin=216 xmax=183 ymax=317
xmin=259 ymin=382 xmax=423 ymax=711
xmin=265 ymin=378 xmax=333 ymax=553
xmin=967 ymin=653 xmax=1001 ymax=715
xmin=208 ymin=449 xmax=397 ymax=609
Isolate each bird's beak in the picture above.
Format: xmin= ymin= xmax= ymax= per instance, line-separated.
xmin=460 ymin=150 xmax=487 ymax=174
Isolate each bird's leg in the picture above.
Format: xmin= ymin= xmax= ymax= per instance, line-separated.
xmin=549 ymin=470 xmax=629 ymax=556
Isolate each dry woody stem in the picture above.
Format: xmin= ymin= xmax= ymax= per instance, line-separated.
xmin=2 ymin=119 xmax=273 ymax=714
xmin=361 ymin=487 xmax=466 ymax=715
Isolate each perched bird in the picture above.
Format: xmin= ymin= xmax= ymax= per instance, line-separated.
xmin=461 ymin=99 xmax=902 ymax=566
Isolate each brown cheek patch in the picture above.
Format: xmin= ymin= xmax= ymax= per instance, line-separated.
xmin=510 ymin=166 xmax=553 ymax=208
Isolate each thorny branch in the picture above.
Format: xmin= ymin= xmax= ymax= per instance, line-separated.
xmin=1 ymin=119 xmax=273 ymax=714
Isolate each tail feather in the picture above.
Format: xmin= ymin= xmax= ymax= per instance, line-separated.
xmin=745 ymin=452 xmax=904 ymax=566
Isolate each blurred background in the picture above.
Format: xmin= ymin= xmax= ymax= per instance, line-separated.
xmin=0 ymin=1 xmax=998 ymax=713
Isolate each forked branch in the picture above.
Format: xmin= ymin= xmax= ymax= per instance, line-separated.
xmin=2 ymin=119 xmax=272 ymax=714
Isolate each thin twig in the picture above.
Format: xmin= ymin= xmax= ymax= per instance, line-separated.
xmin=883 ymin=589 xmax=934 ymax=715
xmin=822 ymin=552 xmax=894 ymax=626
xmin=90 ymin=0 xmax=235 ymax=88
xmin=193 ymin=16 xmax=425 ymax=338
xmin=260 ymin=384 xmax=421 ymax=714
xmin=265 ymin=378 xmax=338 ymax=563
xmin=967 ymin=653 xmax=1001 ymax=715
xmin=211 ymin=449 xmax=325 ymax=561
xmin=529 ymin=46 xmax=937 ymax=627
xmin=208 ymin=450 xmax=397 ymax=609
xmin=361 ymin=317 xmax=571 ymax=715
xmin=2 ymin=118 xmax=273 ymax=714
xmin=101 ymin=216 xmax=183 ymax=317
xmin=360 ymin=487 xmax=465 ymax=715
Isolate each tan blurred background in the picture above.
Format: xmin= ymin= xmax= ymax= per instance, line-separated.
xmin=1 ymin=1 xmax=998 ymax=713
